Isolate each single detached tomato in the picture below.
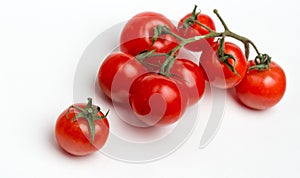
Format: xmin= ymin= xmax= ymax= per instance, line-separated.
xmin=178 ymin=12 xmax=216 ymax=52
xmin=170 ymin=58 xmax=206 ymax=106
xmin=235 ymin=60 xmax=286 ymax=110
xmin=55 ymin=98 xmax=109 ymax=156
xmin=200 ymin=41 xmax=247 ymax=89
xmin=129 ymin=73 xmax=187 ymax=127
xmin=120 ymin=12 xmax=179 ymax=56
xmin=98 ymin=52 xmax=147 ymax=103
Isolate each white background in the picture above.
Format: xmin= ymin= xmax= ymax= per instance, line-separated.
xmin=1 ymin=0 xmax=300 ymax=177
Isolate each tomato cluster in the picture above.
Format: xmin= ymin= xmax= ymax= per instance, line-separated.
xmin=98 ymin=11 xmax=208 ymax=127
xmin=98 ymin=6 xmax=286 ymax=127
xmin=55 ymin=5 xmax=286 ymax=156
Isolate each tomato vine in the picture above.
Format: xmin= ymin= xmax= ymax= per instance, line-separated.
xmin=137 ymin=5 xmax=272 ymax=77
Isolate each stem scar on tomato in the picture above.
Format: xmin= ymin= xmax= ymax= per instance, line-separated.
xmin=66 ymin=98 xmax=109 ymax=145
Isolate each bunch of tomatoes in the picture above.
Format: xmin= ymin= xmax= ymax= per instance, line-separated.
xmin=55 ymin=5 xmax=286 ymax=156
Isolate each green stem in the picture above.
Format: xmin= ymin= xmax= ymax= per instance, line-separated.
xmin=225 ymin=31 xmax=261 ymax=55
xmin=136 ymin=50 xmax=168 ymax=62
xmin=139 ymin=5 xmax=270 ymax=76
xmin=213 ymin=9 xmax=229 ymax=31
xmin=213 ymin=9 xmax=261 ymax=56
xmin=159 ymin=44 xmax=184 ymax=76
xmin=166 ymin=29 xmax=186 ymax=41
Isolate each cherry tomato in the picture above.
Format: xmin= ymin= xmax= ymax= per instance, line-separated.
xmin=178 ymin=13 xmax=216 ymax=52
xmin=98 ymin=52 xmax=147 ymax=103
xmin=200 ymin=41 xmax=247 ymax=89
xmin=120 ymin=12 xmax=179 ymax=56
xmin=138 ymin=51 xmax=205 ymax=106
xmin=170 ymin=58 xmax=206 ymax=106
xmin=129 ymin=73 xmax=187 ymax=127
xmin=55 ymin=98 xmax=109 ymax=156
xmin=235 ymin=60 xmax=286 ymax=110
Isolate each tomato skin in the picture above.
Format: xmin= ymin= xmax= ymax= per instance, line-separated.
xmin=55 ymin=103 xmax=109 ymax=156
xmin=98 ymin=52 xmax=147 ymax=103
xmin=235 ymin=60 xmax=286 ymax=110
xmin=129 ymin=73 xmax=187 ymax=126
xmin=171 ymin=58 xmax=206 ymax=106
xmin=178 ymin=13 xmax=216 ymax=52
xmin=120 ymin=12 xmax=179 ymax=56
xmin=200 ymin=42 xmax=247 ymax=89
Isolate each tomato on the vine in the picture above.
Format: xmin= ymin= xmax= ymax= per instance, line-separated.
xmin=235 ymin=60 xmax=286 ymax=110
xmin=129 ymin=73 xmax=187 ymax=127
xmin=170 ymin=58 xmax=206 ymax=106
xmin=120 ymin=12 xmax=179 ymax=56
xmin=98 ymin=52 xmax=147 ymax=103
xmin=178 ymin=12 xmax=216 ymax=52
xmin=137 ymin=51 xmax=205 ymax=106
xmin=200 ymin=41 xmax=247 ymax=89
xmin=55 ymin=98 xmax=109 ymax=156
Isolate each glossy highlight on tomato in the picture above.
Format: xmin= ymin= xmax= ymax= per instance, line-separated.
xmin=98 ymin=52 xmax=147 ymax=103
xmin=129 ymin=73 xmax=187 ymax=127
xmin=171 ymin=58 xmax=206 ymax=106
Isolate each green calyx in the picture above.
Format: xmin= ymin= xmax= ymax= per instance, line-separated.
xmin=249 ymin=53 xmax=272 ymax=71
xmin=217 ymin=37 xmax=240 ymax=76
xmin=66 ymin=98 xmax=109 ymax=145
xmin=179 ymin=5 xmax=199 ymax=31
xmin=179 ymin=5 xmax=214 ymax=35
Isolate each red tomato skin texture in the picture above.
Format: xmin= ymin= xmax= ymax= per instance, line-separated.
xmin=178 ymin=13 xmax=216 ymax=52
xmin=120 ymin=12 xmax=179 ymax=56
xmin=55 ymin=104 xmax=109 ymax=156
xmin=200 ymin=42 xmax=247 ymax=89
xmin=171 ymin=58 xmax=206 ymax=106
xmin=98 ymin=52 xmax=147 ymax=103
xmin=235 ymin=60 xmax=286 ymax=110
xmin=129 ymin=73 xmax=187 ymax=127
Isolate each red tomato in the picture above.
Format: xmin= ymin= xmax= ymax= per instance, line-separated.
xmin=235 ymin=60 xmax=286 ymax=110
xmin=138 ymin=51 xmax=205 ymax=106
xmin=178 ymin=13 xmax=216 ymax=52
xmin=129 ymin=73 xmax=187 ymax=126
xmin=120 ymin=12 xmax=179 ymax=56
xmin=200 ymin=41 xmax=247 ymax=89
xmin=171 ymin=58 xmax=206 ymax=106
xmin=98 ymin=52 xmax=147 ymax=103
xmin=55 ymin=98 xmax=109 ymax=156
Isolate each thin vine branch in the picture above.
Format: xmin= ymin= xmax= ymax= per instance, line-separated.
xmin=137 ymin=5 xmax=271 ymax=76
